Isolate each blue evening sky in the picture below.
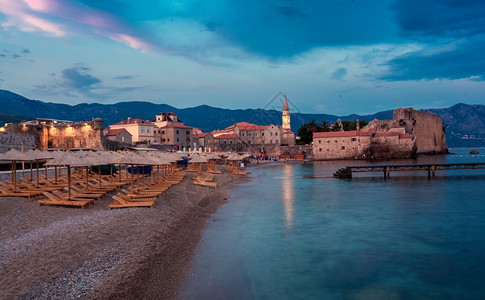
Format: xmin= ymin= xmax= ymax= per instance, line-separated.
xmin=0 ymin=0 xmax=484 ymax=115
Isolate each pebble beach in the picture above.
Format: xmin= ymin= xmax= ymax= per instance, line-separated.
xmin=0 ymin=171 xmax=249 ymax=299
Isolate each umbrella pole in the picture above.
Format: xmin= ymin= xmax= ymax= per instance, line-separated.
xmin=30 ymin=161 xmax=33 ymax=182
xmin=98 ymin=165 xmax=102 ymax=188
xmin=36 ymin=160 xmax=40 ymax=186
xmin=67 ymin=165 xmax=71 ymax=199
xmin=110 ymin=164 xmax=113 ymax=183
xmin=11 ymin=161 xmax=16 ymax=192
xmin=130 ymin=164 xmax=134 ymax=194
xmin=86 ymin=167 xmax=89 ymax=188
xmin=55 ymin=166 xmax=58 ymax=185
xmin=45 ymin=163 xmax=48 ymax=180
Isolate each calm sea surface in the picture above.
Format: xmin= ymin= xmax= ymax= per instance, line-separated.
xmin=180 ymin=148 xmax=485 ymax=300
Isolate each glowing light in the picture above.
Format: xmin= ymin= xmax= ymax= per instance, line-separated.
xmin=0 ymin=127 xmax=5 ymax=132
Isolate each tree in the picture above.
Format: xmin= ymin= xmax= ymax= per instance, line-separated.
xmin=296 ymin=119 xmax=332 ymax=145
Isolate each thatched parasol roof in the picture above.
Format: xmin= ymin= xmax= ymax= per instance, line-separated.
xmin=0 ymin=148 xmax=31 ymax=161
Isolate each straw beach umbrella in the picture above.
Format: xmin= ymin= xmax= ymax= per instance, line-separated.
xmin=45 ymin=151 xmax=94 ymax=199
xmin=113 ymin=151 xmax=147 ymax=194
xmin=26 ymin=150 xmax=55 ymax=186
xmin=1 ymin=148 xmax=32 ymax=192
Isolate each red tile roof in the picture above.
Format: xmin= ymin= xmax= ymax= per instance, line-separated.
xmin=216 ymin=134 xmax=240 ymax=139
xmin=226 ymin=122 xmax=268 ymax=130
xmin=313 ymin=131 xmax=359 ymax=138
xmin=194 ymin=132 xmax=208 ymax=138
xmin=111 ymin=118 xmax=150 ymax=125
xmin=107 ymin=128 xmax=126 ymax=136
xmin=160 ymin=123 xmax=193 ymax=129
xmin=399 ymin=133 xmax=413 ymax=139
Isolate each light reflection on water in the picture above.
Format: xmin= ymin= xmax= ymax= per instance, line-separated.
xmin=180 ymin=149 xmax=485 ymax=300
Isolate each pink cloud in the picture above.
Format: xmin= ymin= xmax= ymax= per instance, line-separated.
xmin=0 ymin=0 xmax=153 ymax=52
xmin=111 ymin=34 xmax=153 ymax=52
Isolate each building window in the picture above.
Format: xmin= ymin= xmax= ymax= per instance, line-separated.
xmin=147 ymin=128 xmax=150 ymax=133
xmin=275 ymin=132 xmax=278 ymax=136
xmin=326 ymin=140 xmax=330 ymax=143
xmin=262 ymin=132 xmax=264 ymax=136
xmin=186 ymin=130 xmax=190 ymax=135
xmin=177 ymin=138 xmax=179 ymax=142
xmin=341 ymin=146 xmax=345 ymax=150
xmin=167 ymin=138 xmax=170 ymax=142
xmin=319 ymin=140 xmax=321 ymax=144
xmin=161 ymin=130 xmax=165 ymax=134
xmin=121 ymin=136 xmax=125 ymax=142
xmin=351 ymin=138 xmax=356 ymax=142
xmin=176 ymin=130 xmax=179 ymax=134
xmin=141 ymin=128 xmax=144 ymax=133
xmin=319 ymin=148 xmax=322 ymax=152
xmin=270 ymin=132 xmax=273 ymax=136
xmin=230 ymin=141 xmax=233 ymax=144
xmin=162 ymin=138 xmax=166 ymax=142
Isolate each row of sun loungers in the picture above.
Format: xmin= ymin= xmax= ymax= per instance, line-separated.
xmin=1 ymin=167 xmax=186 ymax=210
xmin=192 ymin=172 xmax=218 ymax=188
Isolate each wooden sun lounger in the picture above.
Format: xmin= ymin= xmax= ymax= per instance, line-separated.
xmin=62 ymin=189 xmax=104 ymax=200
xmin=71 ymin=186 xmax=107 ymax=198
xmin=193 ymin=177 xmax=217 ymax=188
xmin=121 ymin=190 xmax=162 ymax=198
xmin=115 ymin=193 xmax=156 ymax=203
xmin=109 ymin=195 xmax=155 ymax=210
xmin=193 ymin=172 xmax=214 ymax=182
xmin=38 ymin=192 xmax=92 ymax=209
xmin=0 ymin=186 xmax=41 ymax=198
xmin=50 ymin=191 xmax=95 ymax=204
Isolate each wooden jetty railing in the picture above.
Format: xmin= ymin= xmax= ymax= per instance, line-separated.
xmin=333 ymin=162 xmax=485 ymax=179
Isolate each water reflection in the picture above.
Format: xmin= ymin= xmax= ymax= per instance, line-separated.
xmin=282 ymin=163 xmax=294 ymax=229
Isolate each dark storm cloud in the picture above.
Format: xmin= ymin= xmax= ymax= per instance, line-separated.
xmin=380 ymin=38 xmax=485 ymax=81
xmin=393 ymin=0 xmax=485 ymax=39
xmin=382 ymin=1 xmax=485 ymax=81
xmin=62 ymin=66 xmax=101 ymax=89
xmin=33 ymin=65 xmax=144 ymax=100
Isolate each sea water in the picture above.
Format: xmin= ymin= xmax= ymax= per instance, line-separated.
xmin=180 ymin=149 xmax=485 ymax=300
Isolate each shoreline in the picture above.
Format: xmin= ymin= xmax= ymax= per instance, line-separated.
xmin=0 ymin=169 xmax=252 ymax=300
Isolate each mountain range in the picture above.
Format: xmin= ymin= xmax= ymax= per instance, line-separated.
xmin=1 ymin=89 xmax=484 ymax=147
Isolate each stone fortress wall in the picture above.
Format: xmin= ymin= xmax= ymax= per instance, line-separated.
xmin=3 ymin=119 xmax=105 ymax=150
xmin=393 ymin=108 xmax=447 ymax=154
xmin=0 ymin=132 xmax=36 ymax=153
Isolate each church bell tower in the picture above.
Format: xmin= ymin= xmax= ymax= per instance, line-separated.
xmin=282 ymin=94 xmax=291 ymax=131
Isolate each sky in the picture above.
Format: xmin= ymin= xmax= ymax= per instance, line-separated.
xmin=0 ymin=0 xmax=484 ymax=115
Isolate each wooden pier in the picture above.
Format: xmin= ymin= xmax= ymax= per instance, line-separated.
xmin=333 ymin=162 xmax=485 ymax=179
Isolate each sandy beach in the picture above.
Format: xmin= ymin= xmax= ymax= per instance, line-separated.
xmin=0 ymin=171 xmax=251 ymax=299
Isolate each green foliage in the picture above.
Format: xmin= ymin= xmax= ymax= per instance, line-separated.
xmin=297 ymin=119 xmax=369 ymax=144
xmin=331 ymin=120 xmax=368 ymax=131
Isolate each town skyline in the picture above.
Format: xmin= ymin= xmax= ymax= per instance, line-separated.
xmin=0 ymin=1 xmax=484 ymax=115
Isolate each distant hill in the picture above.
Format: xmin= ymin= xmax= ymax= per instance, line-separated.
xmin=0 ymin=89 xmax=483 ymax=147
xmin=0 ymin=113 xmax=34 ymax=127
